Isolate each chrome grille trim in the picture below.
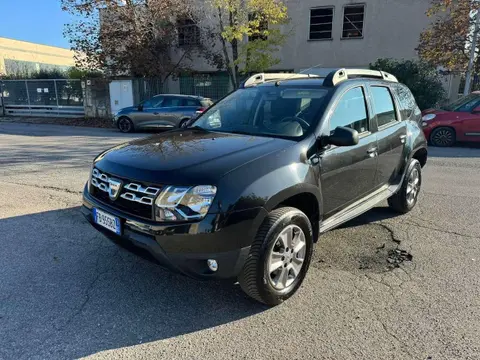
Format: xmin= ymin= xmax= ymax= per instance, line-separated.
xmin=90 ymin=168 xmax=161 ymax=206
xmin=124 ymin=183 xmax=160 ymax=196
xmin=120 ymin=192 xmax=154 ymax=205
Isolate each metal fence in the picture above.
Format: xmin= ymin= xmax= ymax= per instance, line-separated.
xmin=0 ymin=79 xmax=84 ymax=117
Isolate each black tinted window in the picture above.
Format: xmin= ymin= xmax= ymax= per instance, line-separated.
xmin=330 ymin=87 xmax=368 ymax=134
xmin=371 ymin=86 xmax=397 ymax=127
xmin=184 ymin=99 xmax=200 ymax=106
xmin=393 ymin=84 xmax=419 ymax=119
xmin=142 ymin=97 xmax=163 ymax=108
xmin=163 ymin=97 xmax=183 ymax=107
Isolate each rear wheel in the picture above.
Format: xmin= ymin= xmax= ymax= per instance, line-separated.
xmin=118 ymin=117 xmax=134 ymax=133
xmin=238 ymin=207 xmax=313 ymax=306
xmin=388 ymin=159 xmax=422 ymax=214
xmin=430 ymin=127 xmax=455 ymax=147
xmin=179 ymin=118 xmax=189 ymax=128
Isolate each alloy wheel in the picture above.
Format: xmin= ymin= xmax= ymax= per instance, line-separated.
xmin=267 ymin=225 xmax=307 ymax=290
xmin=406 ymin=168 xmax=420 ymax=205
xmin=432 ymin=128 xmax=454 ymax=146
xmin=118 ymin=118 xmax=132 ymax=132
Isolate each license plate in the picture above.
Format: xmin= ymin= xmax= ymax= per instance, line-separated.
xmin=93 ymin=208 xmax=121 ymax=235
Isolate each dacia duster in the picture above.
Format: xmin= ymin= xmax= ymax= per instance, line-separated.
xmin=82 ymin=69 xmax=428 ymax=306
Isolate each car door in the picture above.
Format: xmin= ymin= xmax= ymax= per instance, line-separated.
xmin=136 ymin=96 xmax=165 ymax=128
xmin=368 ymin=85 xmax=407 ymax=188
xmin=154 ymin=96 xmax=186 ymax=127
xmin=319 ymin=86 xmax=378 ymax=218
xmin=459 ymin=103 xmax=480 ymax=142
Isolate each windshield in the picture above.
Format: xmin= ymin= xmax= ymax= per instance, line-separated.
xmin=190 ymin=86 xmax=330 ymax=138
xmin=442 ymin=93 xmax=480 ymax=112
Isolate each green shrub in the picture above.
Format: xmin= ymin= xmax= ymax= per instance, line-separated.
xmin=369 ymin=58 xmax=446 ymax=110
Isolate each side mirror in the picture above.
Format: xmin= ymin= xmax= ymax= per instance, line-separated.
xmin=472 ymin=106 xmax=480 ymax=113
xmin=137 ymin=104 xmax=143 ymax=111
xmin=327 ymin=126 xmax=359 ymax=147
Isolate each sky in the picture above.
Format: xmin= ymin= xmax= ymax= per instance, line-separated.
xmin=0 ymin=0 xmax=74 ymax=49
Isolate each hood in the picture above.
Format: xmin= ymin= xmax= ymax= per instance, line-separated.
xmin=94 ymin=129 xmax=294 ymax=185
xmin=422 ymin=108 xmax=448 ymax=115
xmin=118 ymin=106 xmax=137 ymax=113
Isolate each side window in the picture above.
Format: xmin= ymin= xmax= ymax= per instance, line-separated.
xmin=163 ymin=97 xmax=183 ymax=107
xmin=329 ymin=87 xmax=368 ymax=134
xmin=393 ymin=84 xmax=418 ymax=120
xmin=152 ymin=97 xmax=164 ymax=107
xmin=370 ymin=86 xmax=398 ymax=127
xmin=183 ymin=98 xmax=200 ymax=106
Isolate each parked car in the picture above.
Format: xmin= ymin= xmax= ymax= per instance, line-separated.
xmin=422 ymin=91 xmax=480 ymax=146
xmin=82 ymin=69 xmax=427 ymax=306
xmin=114 ymin=94 xmax=213 ymax=133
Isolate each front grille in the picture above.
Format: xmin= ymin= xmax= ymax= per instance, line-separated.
xmin=90 ymin=168 xmax=161 ymax=220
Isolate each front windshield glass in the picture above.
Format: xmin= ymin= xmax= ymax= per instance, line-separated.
xmin=443 ymin=93 xmax=480 ymax=111
xmin=190 ymin=86 xmax=330 ymax=138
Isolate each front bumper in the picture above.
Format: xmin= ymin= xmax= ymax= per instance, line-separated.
xmin=82 ymin=186 xmax=267 ymax=280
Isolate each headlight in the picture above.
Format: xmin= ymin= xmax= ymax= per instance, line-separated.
xmin=155 ymin=185 xmax=217 ymax=221
xmin=422 ymin=114 xmax=436 ymax=121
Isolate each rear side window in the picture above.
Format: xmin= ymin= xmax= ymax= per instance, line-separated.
xmin=163 ymin=97 xmax=183 ymax=107
xmin=329 ymin=87 xmax=369 ymax=134
xmin=370 ymin=86 xmax=397 ymax=127
xmin=393 ymin=84 xmax=420 ymax=119
xmin=184 ymin=99 xmax=200 ymax=106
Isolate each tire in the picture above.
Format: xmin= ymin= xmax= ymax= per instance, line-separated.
xmin=179 ymin=119 xmax=189 ymax=128
xmin=430 ymin=127 xmax=455 ymax=147
xmin=238 ymin=207 xmax=314 ymax=306
xmin=388 ymin=159 xmax=422 ymax=214
xmin=117 ymin=117 xmax=134 ymax=133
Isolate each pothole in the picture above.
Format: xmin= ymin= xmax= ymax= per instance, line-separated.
xmin=313 ymin=222 xmax=412 ymax=274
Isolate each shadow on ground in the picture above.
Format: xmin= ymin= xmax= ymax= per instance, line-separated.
xmin=0 ymin=207 xmax=267 ymax=359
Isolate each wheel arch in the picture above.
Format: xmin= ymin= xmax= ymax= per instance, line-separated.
xmin=263 ymin=185 xmax=322 ymax=243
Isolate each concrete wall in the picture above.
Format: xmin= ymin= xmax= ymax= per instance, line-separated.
xmin=277 ymin=0 xmax=431 ymax=71
xmin=0 ymin=37 xmax=75 ymax=76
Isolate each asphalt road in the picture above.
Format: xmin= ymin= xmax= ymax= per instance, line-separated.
xmin=1 ymin=122 xmax=480 ymax=360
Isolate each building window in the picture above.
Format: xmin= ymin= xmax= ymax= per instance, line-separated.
xmin=342 ymin=4 xmax=365 ymax=38
xmin=309 ymin=7 xmax=334 ymax=40
xmin=177 ymin=18 xmax=200 ymax=46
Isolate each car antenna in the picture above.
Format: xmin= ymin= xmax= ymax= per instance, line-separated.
xmin=275 ymin=63 xmax=324 ymax=86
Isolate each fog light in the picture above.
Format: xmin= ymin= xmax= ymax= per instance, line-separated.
xmin=207 ymin=259 xmax=218 ymax=272
xmin=422 ymin=121 xmax=428 ymax=127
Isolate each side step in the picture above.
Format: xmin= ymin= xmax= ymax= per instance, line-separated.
xmin=319 ymin=185 xmax=397 ymax=234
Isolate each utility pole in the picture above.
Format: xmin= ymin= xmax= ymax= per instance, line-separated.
xmin=464 ymin=8 xmax=480 ymax=96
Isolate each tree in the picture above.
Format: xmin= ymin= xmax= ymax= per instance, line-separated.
xmin=62 ymin=0 xmax=217 ymax=81
xmin=206 ymin=0 xmax=289 ymax=88
xmin=418 ymin=0 xmax=480 ymax=72
xmin=370 ymin=58 xmax=446 ymax=110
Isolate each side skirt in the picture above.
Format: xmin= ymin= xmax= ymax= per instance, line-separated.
xmin=319 ymin=183 xmax=400 ymax=234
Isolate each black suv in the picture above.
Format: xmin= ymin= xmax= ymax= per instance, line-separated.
xmin=82 ymin=69 xmax=427 ymax=306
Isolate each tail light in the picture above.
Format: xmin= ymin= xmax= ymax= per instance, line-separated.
xmin=196 ymin=107 xmax=206 ymax=114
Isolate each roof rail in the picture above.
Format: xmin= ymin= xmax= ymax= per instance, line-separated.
xmin=242 ymin=72 xmax=320 ymax=88
xmin=323 ymin=68 xmax=398 ymax=87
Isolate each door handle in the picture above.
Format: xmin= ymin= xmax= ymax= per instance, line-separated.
xmin=367 ymin=147 xmax=377 ymax=157
xmin=399 ymin=134 xmax=407 ymax=143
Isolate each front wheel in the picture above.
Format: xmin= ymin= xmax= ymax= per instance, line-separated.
xmin=388 ymin=159 xmax=422 ymax=214
xmin=238 ymin=207 xmax=313 ymax=306
xmin=430 ymin=127 xmax=455 ymax=147
xmin=117 ymin=117 xmax=134 ymax=133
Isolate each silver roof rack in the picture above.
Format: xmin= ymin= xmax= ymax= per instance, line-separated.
xmin=242 ymin=73 xmax=320 ymax=87
xmin=323 ymin=68 xmax=398 ymax=87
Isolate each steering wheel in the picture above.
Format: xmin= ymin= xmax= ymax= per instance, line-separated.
xmin=280 ymin=116 xmax=310 ymax=130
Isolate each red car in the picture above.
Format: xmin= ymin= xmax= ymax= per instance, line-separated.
xmin=422 ymin=91 xmax=480 ymax=146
